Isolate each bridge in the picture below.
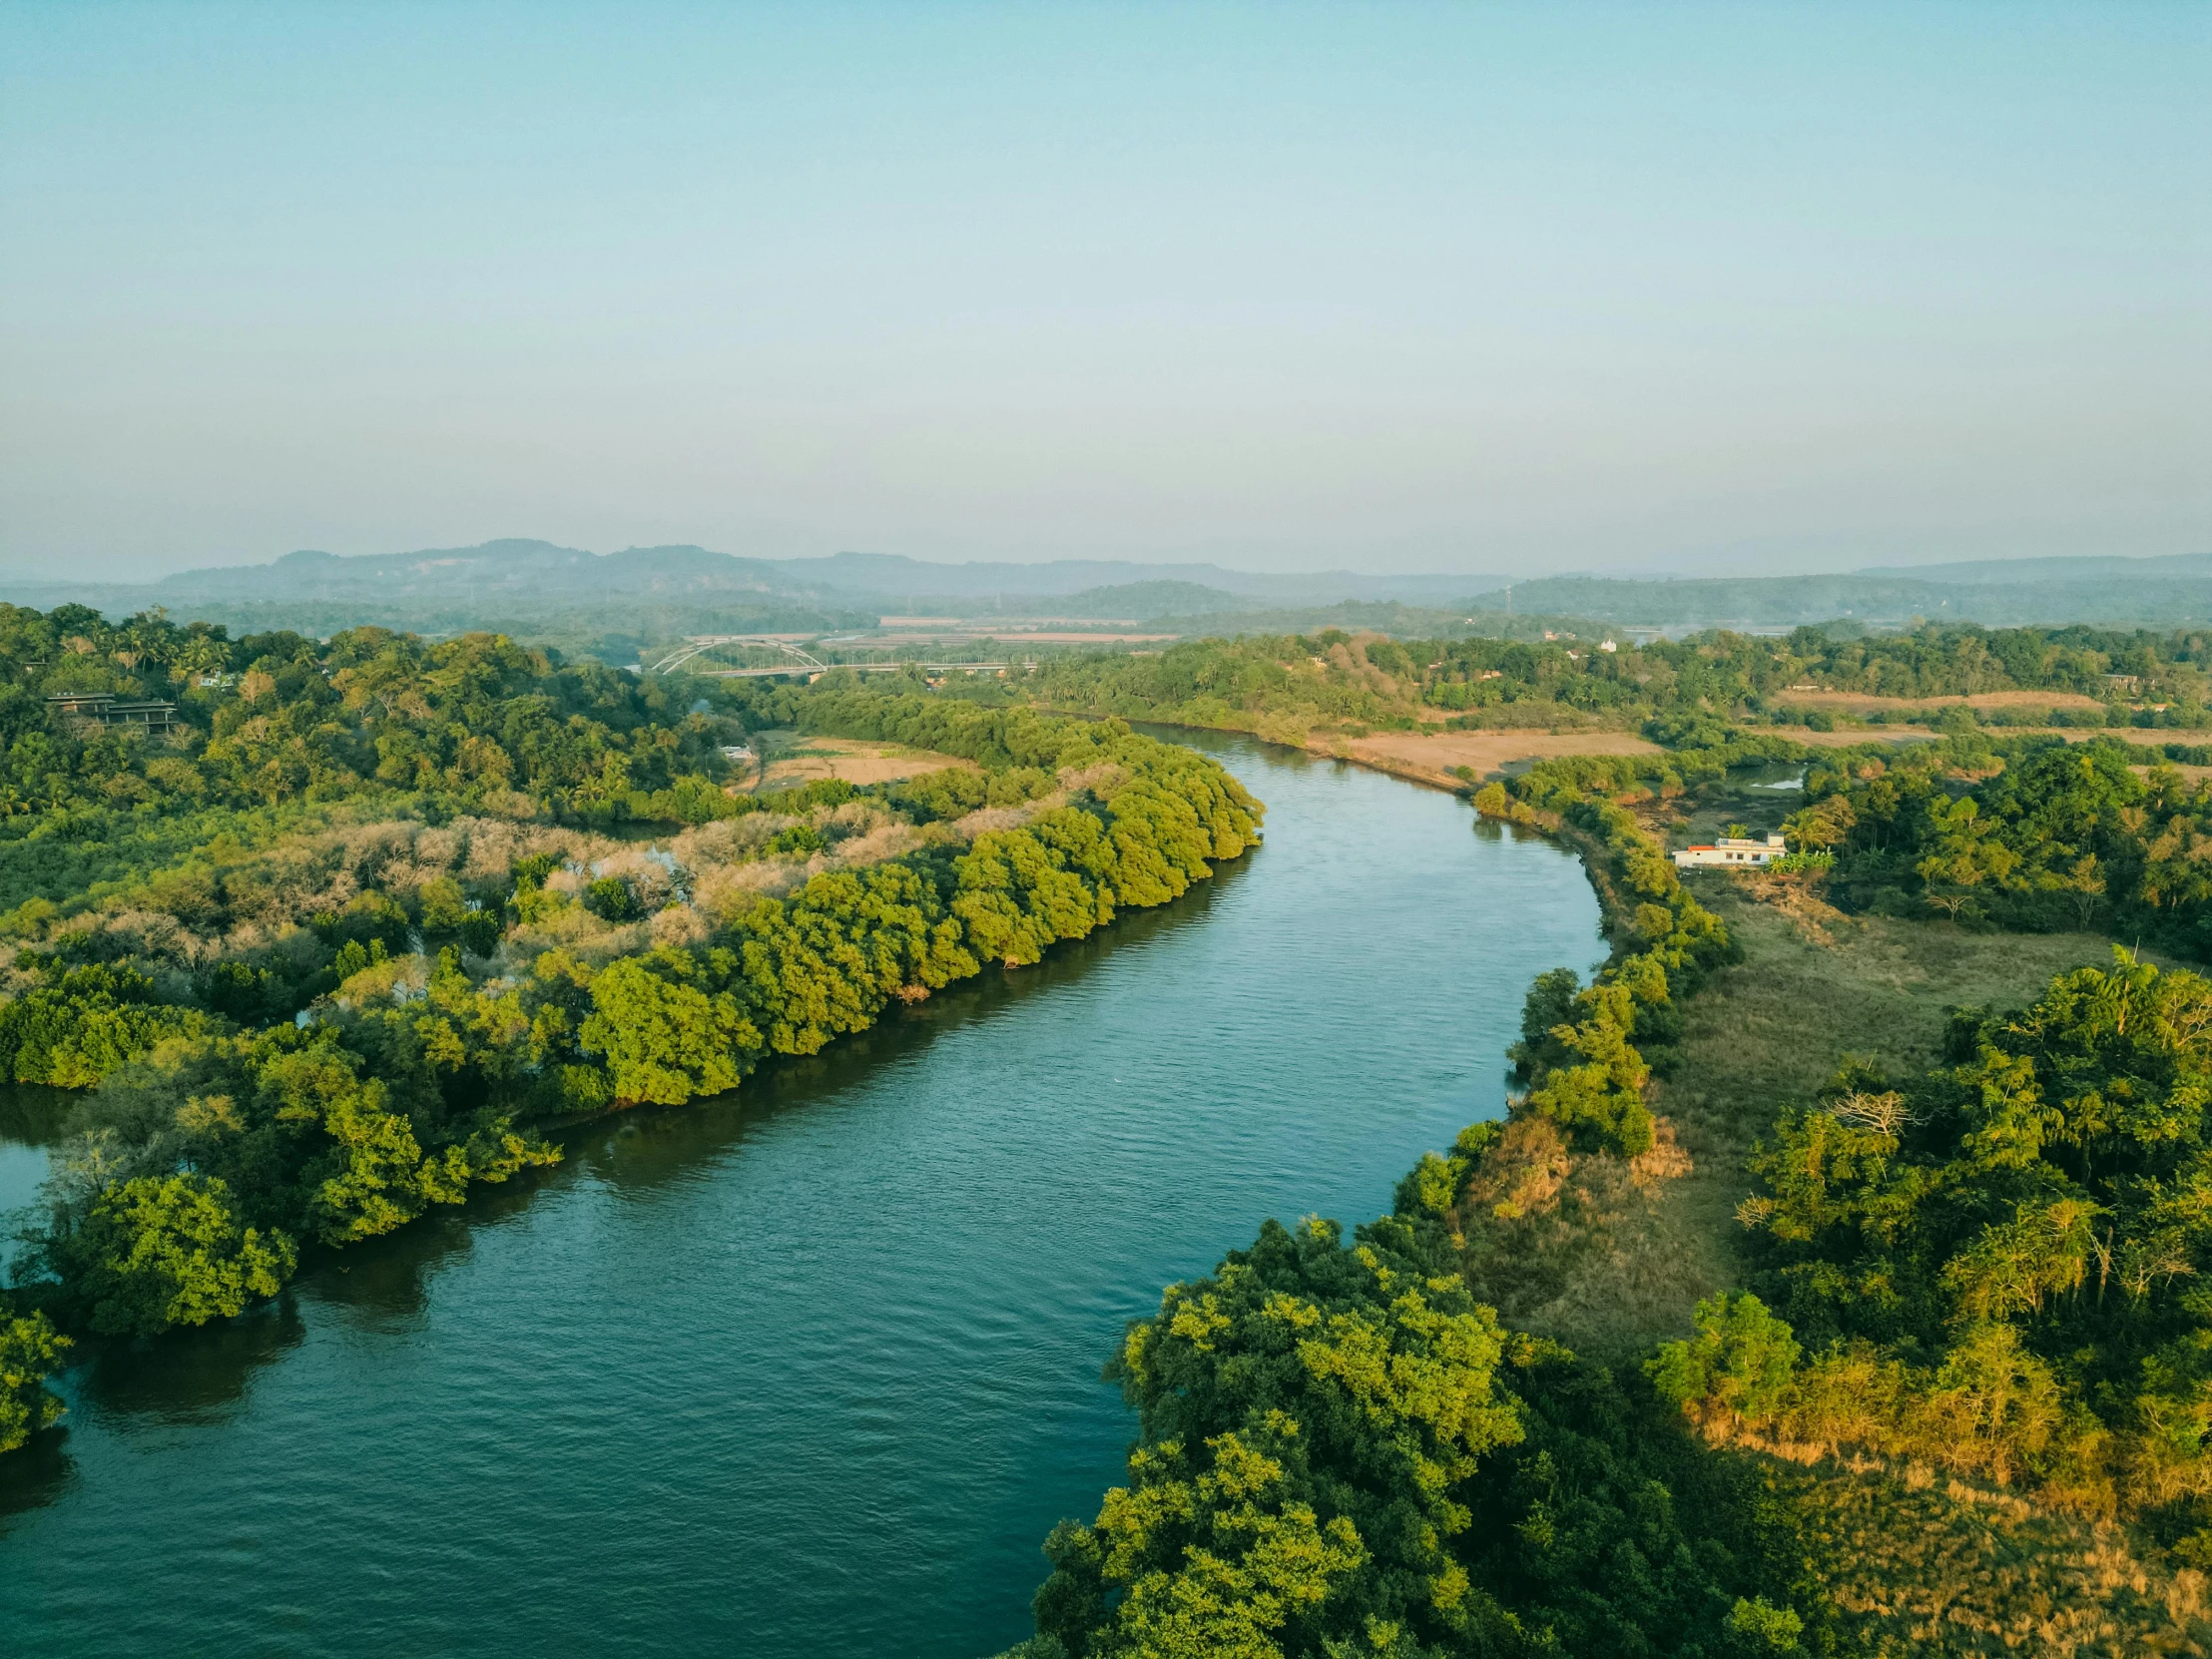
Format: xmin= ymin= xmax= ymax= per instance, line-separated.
xmin=649 ymin=636 xmax=829 ymax=675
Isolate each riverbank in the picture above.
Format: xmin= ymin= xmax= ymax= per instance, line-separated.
xmin=0 ymin=728 xmax=1608 ymax=1659
xmin=1100 ymin=709 xmax=2212 ymax=1651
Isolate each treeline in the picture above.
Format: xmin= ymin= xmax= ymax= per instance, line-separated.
xmin=1022 ymin=623 xmax=2212 ymax=742
xmin=0 ymin=692 xmax=1261 ymax=1446
xmin=1790 ymin=733 xmax=2212 ymax=956
xmin=1657 ymin=949 xmax=2212 ymax=1558
xmin=1463 ymin=747 xmax=1746 ymax=1157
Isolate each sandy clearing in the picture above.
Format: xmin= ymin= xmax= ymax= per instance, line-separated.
xmin=758 ymin=736 xmax=977 ymax=790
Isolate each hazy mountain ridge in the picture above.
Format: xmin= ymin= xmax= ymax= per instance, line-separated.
xmin=3 ymin=540 xmax=1506 ymax=613
xmin=7 ymin=539 xmax=2212 ymax=641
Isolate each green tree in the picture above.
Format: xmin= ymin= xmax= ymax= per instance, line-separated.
xmin=51 ymin=1173 xmax=294 ymax=1337
xmin=580 ymin=953 xmax=760 ymax=1104
xmin=0 ymin=1296 xmax=71 ymax=1451
xmin=1032 ymin=1215 xmax=1523 ymax=1657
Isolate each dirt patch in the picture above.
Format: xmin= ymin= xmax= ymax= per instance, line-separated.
xmin=1330 ymin=728 xmax=1661 ymax=792
xmin=757 ymin=735 xmax=976 ymax=790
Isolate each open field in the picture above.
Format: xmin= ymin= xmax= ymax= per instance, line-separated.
xmin=1459 ymin=879 xmax=2157 ymax=1367
xmin=755 ymin=734 xmax=976 ymax=790
xmin=1330 ymin=726 xmax=1660 ymax=790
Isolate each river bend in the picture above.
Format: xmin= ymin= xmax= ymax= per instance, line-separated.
xmin=0 ymin=731 xmax=1603 ymax=1657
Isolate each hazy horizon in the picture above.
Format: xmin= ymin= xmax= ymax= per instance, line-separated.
xmin=3 ymin=3 xmax=2206 ymax=583
xmin=11 ymin=533 xmax=2212 ymax=593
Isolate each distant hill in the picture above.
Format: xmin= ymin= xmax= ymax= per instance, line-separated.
xmin=0 ymin=541 xmax=1510 ymax=640
xmin=9 ymin=539 xmax=2212 ymax=646
xmin=1853 ymin=551 xmax=2212 ymax=586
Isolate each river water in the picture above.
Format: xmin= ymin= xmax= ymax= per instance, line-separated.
xmin=0 ymin=732 xmax=1603 ymax=1658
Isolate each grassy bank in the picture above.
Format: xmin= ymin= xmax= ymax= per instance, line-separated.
xmin=1491 ymin=863 xmax=2211 ymax=1653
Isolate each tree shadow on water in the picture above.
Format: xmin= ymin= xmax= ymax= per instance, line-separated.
xmin=69 ymin=1295 xmax=309 ymax=1427
xmin=0 ymin=1299 xmax=310 ymax=1529
xmin=0 ymin=1424 xmax=75 ymax=1530
xmin=0 ymin=1084 xmax=77 ymax=1147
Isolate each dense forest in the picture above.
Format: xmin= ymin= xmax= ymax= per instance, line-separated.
xmin=0 ymin=600 xmax=765 ymax=921
xmin=0 ymin=606 xmax=1261 ymax=1444
xmin=1782 ymin=734 xmax=2212 ymax=956
xmin=1021 ymin=623 xmax=2212 ymax=743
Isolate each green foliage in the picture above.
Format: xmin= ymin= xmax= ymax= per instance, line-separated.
xmin=1005 ymin=618 xmax=2212 ymax=745
xmin=0 ymin=959 xmax=213 ymax=1086
xmin=1032 ymin=1215 xmax=1524 ymax=1657
xmin=42 ymin=1172 xmax=295 ymax=1338
xmin=1802 ymin=735 xmax=2212 ymax=949
xmin=1648 ymin=1295 xmax=1803 ymax=1429
xmin=1023 ymin=1209 xmax=1826 ymax=1658
xmin=1480 ymin=756 xmax=1737 ymax=1156
xmin=584 ymin=874 xmax=642 ymax=920
xmin=0 ymin=1293 xmax=70 ymax=1451
xmin=1654 ymin=952 xmax=2212 ymax=1530
xmin=0 ymin=603 xmax=756 ymax=910
xmin=581 ymin=953 xmax=761 ymax=1105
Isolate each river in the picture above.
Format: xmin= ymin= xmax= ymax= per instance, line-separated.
xmin=0 ymin=731 xmax=1604 ymax=1658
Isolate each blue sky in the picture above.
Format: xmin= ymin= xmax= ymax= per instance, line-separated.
xmin=1 ymin=1 xmax=2204 ymax=579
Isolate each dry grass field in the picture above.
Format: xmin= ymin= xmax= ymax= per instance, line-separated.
xmin=754 ymin=733 xmax=975 ymax=790
xmin=1775 ymin=1460 xmax=2208 ymax=1656
xmin=1330 ymin=727 xmax=1660 ymax=790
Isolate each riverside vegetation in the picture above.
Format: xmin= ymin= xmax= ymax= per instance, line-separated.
xmin=1020 ymin=621 xmax=2212 ymax=745
xmin=0 ymin=603 xmax=1261 ymax=1448
xmin=20 ymin=601 xmax=2212 ymax=1652
xmin=992 ymin=697 xmax=2212 ymax=1653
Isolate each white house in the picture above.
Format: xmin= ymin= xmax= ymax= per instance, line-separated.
xmin=1672 ymin=833 xmax=1786 ymax=869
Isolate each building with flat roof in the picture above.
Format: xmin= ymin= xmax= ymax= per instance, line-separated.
xmin=1672 ymin=833 xmax=1786 ymax=869
xmin=47 ymin=693 xmax=179 ymax=735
